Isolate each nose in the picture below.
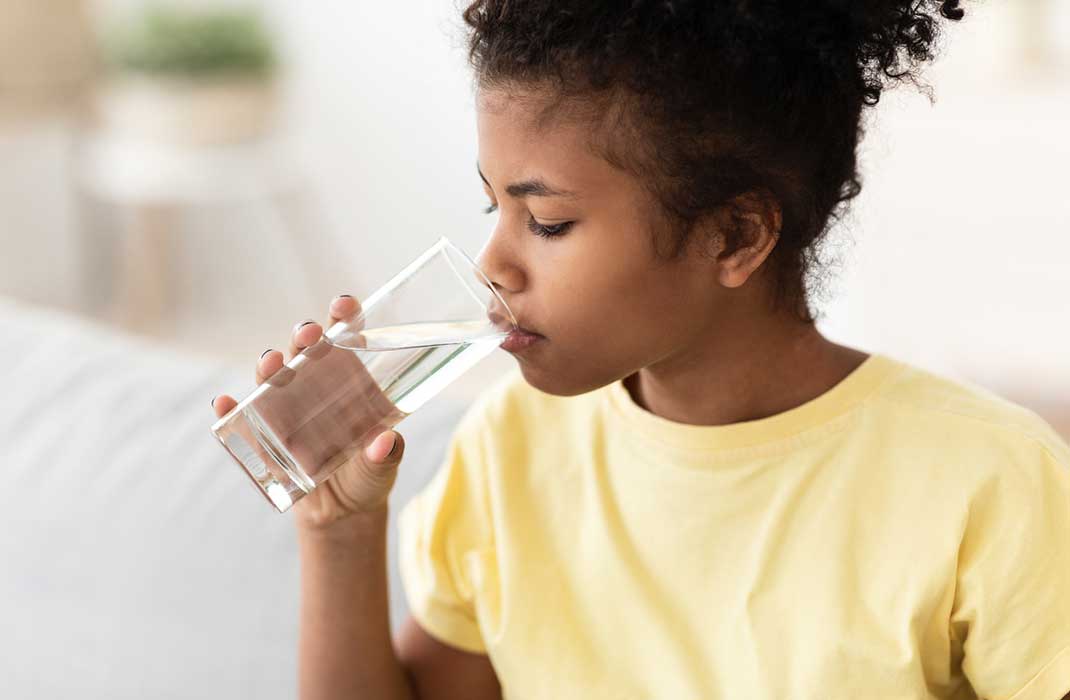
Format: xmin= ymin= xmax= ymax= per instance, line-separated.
xmin=474 ymin=231 xmax=524 ymax=331
xmin=474 ymin=230 xmax=523 ymax=297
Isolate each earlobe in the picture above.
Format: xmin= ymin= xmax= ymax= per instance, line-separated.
xmin=716 ymin=260 xmax=755 ymax=289
xmin=715 ymin=209 xmax=779 ymax=289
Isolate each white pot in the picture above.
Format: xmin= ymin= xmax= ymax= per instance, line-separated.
xmin=94 ymin=75 xmax=279 ymax=146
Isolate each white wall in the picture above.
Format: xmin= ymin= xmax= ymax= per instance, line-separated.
xmin=817 ymin=4 xmax=1070 ymax=398
xmin=252 ymin=0 xmax=486 ymax=277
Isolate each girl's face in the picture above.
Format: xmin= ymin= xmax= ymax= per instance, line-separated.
xmin=475 ymin=87 xmax=772 ymax=397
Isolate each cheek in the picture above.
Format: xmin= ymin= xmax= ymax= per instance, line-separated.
xmin=550 ymin=254 xmax=671 ymax=349
xmin=518 ymin=262 xmax=690 ymax=396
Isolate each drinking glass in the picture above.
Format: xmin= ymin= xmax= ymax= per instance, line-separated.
xmin=210 ymin=236 xmax=517 ymax=512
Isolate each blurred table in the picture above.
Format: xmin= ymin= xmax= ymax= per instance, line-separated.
xmin=73 ymin=132 xmax=318 ymax=335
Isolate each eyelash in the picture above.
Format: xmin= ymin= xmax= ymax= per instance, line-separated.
xmin=482 ymin=202 xmax=573 ymax=239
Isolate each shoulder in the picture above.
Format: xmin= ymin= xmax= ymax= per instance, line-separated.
xmin=871 ymin=355 xmax=1070 ymax=476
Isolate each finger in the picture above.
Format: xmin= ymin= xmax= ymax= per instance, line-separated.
xmin=327 ymin=294 xmax=362 ymax=329
xmin=364 ymin=429 xmax=404 ymax=464
xmin=210 ymin=394 xmax=238 ymax=418
xmin=255 ymin=347 xmax=284 ymax=385
xmin=289 ymin=319 xmax=322 ymax=360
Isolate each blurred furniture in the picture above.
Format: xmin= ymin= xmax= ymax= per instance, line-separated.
xmin=0 ymin=0 xmax=95 ymax=124
xmin=0 ymin=3 xmax=103 ymax=320
xmin=1014 ymin=0 xmax=1070 ymax=69
xmin=72 ymin=132 xmax=322 ymax=336
xmin=0 ymin=293 xmax=468 ymax=699
xmin=65 ymin=4 xmax=312 ymax=337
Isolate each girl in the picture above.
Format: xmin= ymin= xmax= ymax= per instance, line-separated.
xmin=211 ymin=1 xmax=1070 ymax=698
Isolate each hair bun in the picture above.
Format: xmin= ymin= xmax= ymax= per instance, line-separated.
xmin=799 ymin=0 xmax=968 ymax=105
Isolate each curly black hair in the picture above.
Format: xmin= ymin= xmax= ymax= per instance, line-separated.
xmin=461 ymin=0 xmax=967 ymax=323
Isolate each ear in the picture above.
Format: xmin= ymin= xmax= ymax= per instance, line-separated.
xmin=712 ymin=189 xmax=782 ymax=289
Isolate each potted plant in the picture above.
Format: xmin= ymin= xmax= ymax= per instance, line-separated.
xmin=94 ymin=4 xmax=280 ymax=145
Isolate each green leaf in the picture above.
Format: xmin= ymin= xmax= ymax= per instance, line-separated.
xmin=100 ymin=4 xmax=278 ymax=78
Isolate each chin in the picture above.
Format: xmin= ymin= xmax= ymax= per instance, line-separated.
xmin=514 ymin=360 xmax=620 ymax=398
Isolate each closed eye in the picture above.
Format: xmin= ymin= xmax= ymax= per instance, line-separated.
xmin=482 ymin=202 xmax=572 ymax=239
xmin=526 ymin=218 xmax=573 ymax=238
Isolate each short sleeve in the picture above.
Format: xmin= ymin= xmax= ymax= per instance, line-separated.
xmin=397 ymin=409 xmax=492 ymax=654
xmin=950 ymin=434 xmax=1070 ymax=700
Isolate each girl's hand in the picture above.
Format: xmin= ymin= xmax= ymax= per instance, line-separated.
xmin=210 ymin=295 xmax=406 ymax=531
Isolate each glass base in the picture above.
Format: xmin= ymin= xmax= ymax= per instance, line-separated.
xmin=211 ymin=407 xmax=309 ymax=513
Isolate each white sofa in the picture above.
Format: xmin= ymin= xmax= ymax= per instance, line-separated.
xmin=0 ymin=295 xmax=471 ymax=699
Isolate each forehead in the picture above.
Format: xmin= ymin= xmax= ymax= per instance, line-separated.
xmin=476 ymin=87 xmax=619 ymax=189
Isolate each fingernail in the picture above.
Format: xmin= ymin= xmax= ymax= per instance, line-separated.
xmin=366 ymin=432 xmax=397 ymax=462
xmin=260 ymin=348 xmax=273 ymax=359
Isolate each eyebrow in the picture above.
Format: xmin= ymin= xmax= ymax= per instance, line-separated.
xmin=477 ymin=162 xmax=577 ymax=199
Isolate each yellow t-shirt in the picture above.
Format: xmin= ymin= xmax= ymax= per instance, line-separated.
xmin=397 ymin=352 xmax=1070 ymax=699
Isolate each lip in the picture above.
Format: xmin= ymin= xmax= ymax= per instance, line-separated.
xmin=500 ymin=328 xmax=544 ymax=352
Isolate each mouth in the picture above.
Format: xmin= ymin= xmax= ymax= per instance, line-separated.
xmin=487 ymin=303 xmax=543 ymax=338
xmin=515 ymin=324 xmax=543 ymax=337
xmin=500 ymin=326 xmax=545 ymax=352
xmin=486 ymin=298 xmax=544 ymax=343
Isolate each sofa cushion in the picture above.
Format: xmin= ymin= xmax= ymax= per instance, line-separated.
xmin=0 ymin=295 xmax=468 ymax=699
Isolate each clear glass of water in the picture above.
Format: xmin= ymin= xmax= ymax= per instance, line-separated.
xmin=210 ymin=236 xmax=518 ymax=512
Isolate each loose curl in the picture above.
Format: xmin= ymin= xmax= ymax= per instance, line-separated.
xmin=461 ymin=0 xmax=967 ymax=322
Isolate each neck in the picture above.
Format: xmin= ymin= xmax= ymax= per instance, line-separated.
xmin=624 ymin=312 xmax=869 ymax=427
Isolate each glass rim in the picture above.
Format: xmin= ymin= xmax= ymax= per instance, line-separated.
xmin=442 ymin=236 xmax=519 ymax=333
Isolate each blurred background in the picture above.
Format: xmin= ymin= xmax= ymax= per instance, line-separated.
xmin=1 ymin=0 xmax=1068 ymax=410
xmin=1 ymin=1 xmax=1068 ymax=697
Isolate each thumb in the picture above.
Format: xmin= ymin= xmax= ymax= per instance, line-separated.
xmin=364 ymin=430 xmax=403 ymax=465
